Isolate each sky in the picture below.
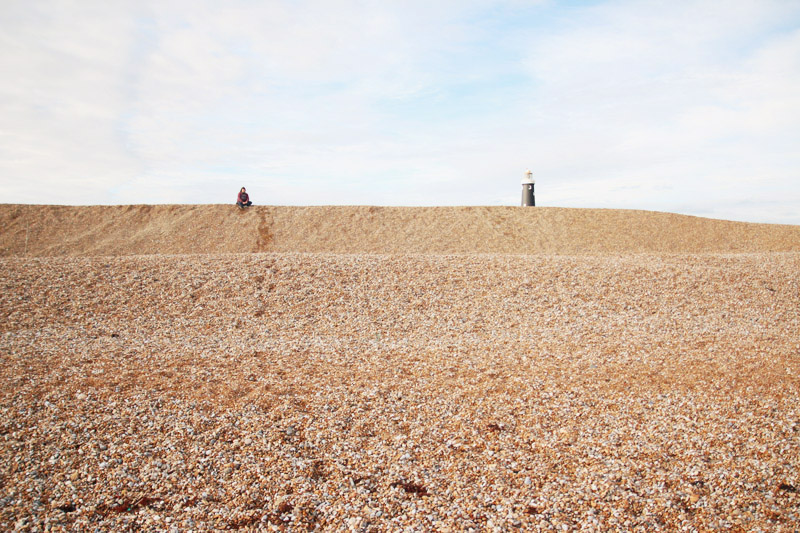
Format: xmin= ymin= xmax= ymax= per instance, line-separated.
xmin=1 ymin=0 xmax=799 ymax=224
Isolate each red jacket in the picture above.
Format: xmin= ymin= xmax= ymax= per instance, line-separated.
xmin=237 ymin=191 xmax=249 ymax=203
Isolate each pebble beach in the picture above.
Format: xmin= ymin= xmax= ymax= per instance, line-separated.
xmin=2 ymin=251 xmax=799 ymax=531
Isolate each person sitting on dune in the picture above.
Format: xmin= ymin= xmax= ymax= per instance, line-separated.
xmin=237 ymin=187 xmax=252 ymax=209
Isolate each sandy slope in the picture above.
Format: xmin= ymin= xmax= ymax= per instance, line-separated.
xmin=2 ymin=204 xmax=800 ymax=255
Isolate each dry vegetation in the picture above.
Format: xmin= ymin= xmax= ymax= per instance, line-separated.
xmin=1 ymin=205 xmax=799 ymax=531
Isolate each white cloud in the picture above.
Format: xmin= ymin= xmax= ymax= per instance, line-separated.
xmin=517 ymin=0 xmax=800 ymax=222
xmin=0 ymin=1 xmax=144 ymax=202
xmin=0 ymin=0 xmax=797 ymax=223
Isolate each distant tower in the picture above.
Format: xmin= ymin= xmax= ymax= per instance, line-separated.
xmin=521 ymin=169 xmax=535 ymax=206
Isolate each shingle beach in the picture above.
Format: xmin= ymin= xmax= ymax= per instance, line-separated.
xmin=1 ymin=205 xmax=799 ymax=531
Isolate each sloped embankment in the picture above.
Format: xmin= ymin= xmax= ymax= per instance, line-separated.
xmin=1 ymin=204 xmax=799 ymax=256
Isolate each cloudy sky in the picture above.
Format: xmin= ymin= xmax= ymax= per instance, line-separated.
xmin=2 ymin=0 xmax=799 ymax=223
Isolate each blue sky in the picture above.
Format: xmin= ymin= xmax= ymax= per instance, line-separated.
xmin=2 ymin=0 xmax=799 ymax=224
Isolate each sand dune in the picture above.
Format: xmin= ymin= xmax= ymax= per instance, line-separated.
xmin=2 ymin=204 xmax=799 ymax=256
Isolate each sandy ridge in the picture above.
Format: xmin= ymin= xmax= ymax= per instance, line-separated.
xmin=2 ymin=204 xmax=800 ymax=256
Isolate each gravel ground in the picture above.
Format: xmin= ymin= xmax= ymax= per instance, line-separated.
xmin=1 ymin=253 xmax=799 ymax=532
xmin=3 ymin=205 xmax=800 ymax=256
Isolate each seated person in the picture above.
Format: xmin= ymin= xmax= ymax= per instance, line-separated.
xmin=237 ymin=187 xmax=252 ymax=208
